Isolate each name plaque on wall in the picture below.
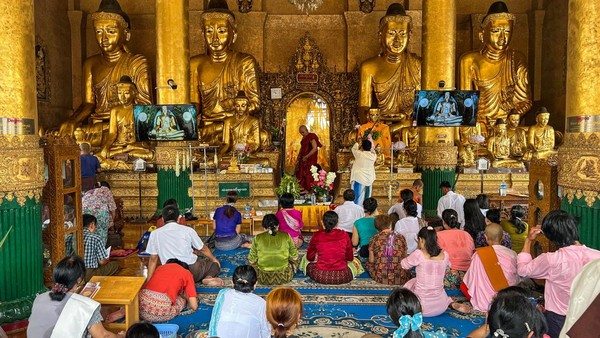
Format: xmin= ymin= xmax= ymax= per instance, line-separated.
xmin=567 ymin=115 xmax=600 ymax=133
xmin=218 ymin=182 xmax=251 ymax=198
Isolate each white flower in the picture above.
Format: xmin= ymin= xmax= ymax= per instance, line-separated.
xmin=325 ymin=172 xmax=336 ymax=185
xmin=312 ymin=173 xmax=319 ymax=181
xmin=393 ymin=141 xmax=406 ymax=151
xmin=310 ymin=165 xmax=318 ymax=174
xmin=354 ymin=124 xmax=361 ymax=130
xmin=470 ymin=134 xmax=485 ymax=144
xmin=235 ymin=143 xmax=246 ymax=151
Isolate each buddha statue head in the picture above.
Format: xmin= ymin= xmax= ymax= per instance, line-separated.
xmin=91 ymin=0 xmax=131 ymax=55
xmin=378 ymin=3 xmax=411 ymax=59
xmin=535 ymin=107 xmax=550 ymax=127
xmin=202 ymin=0 xmax=237 ymax=56
xmin=116 ymin=75 xmax=137 ymax=106
xmin=494 ymin=118 xmax=507 ymax=137
xmin=506 ymin=109 xmax=521 ymax=129
xmin=234 ymin=90 xmax=249 ymax=117
xmin=480 ymin=1 xmax=515 ymax=53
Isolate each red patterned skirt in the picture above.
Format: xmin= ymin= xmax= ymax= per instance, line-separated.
xmin=306 ymin=263 xmax=353 ymax=285
xmin=139 ymin=289 xmax=186 ymax=322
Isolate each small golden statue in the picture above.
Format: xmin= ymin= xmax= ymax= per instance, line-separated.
xmin=456 ymin=124 xmax=483 ymax=168
xmin=357 ymin=100 xmax=392 ymax=159
xmin=374 ymin=144 xmax=388 ymax=171
xmin=526 ymin=107 xmax=556 ymax=160
xmin=459 ymin=1 xmax=532 ymax=137
xmin=506 ymin=109 xmax=528 ymax=159
xmin=96 ymin=76 xmax=154 ymax=170
xmin=220 ymin=91 xmax=270 ymax=157
xmin=58 ymin=0 xmax=152 ymax=137
xmin=358 ymin=3 xmax=421 ymax=134
xmin=190 ymin=0 xmax=260 ymax=145
xmin=399 ymin=125 xmax=418 ymax=166
xmin=488 ymin=118 xmax=523 ymax=168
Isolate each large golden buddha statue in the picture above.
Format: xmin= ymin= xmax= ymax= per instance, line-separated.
xmin=459 ymin=1 xmax=532 ymax=137
xmin=220 ymin=91 xmax=269 ymax=157
xmin=488 ymin=118 xmax=523 ymax=168
xmin=98 ymin=76 xmax=154 ymax=169
xmin=59 ymin=0 xmax=152 ymax=137
xmin=190 ymin=0 xmax=260 ymax=144
xmin=358 ymin=3 xmax=421 ymax=133
xmin=526 ymin=107 xmax=556 ymax=160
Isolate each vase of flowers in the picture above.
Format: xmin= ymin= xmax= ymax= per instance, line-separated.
xmin=310 ymin=165 xmax=336 ymax=202
xmin=275 ymin=174 xmax=301 ymax=198
xmin=235 ymin=143 xmax=250 ymax=164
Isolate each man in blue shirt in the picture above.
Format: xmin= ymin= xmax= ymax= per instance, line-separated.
xmin=80 ymin=142 xmax=100 ymax=191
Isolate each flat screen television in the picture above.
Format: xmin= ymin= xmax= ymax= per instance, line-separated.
xmin=133 ymin=104 xmax=198 ymax=142
xmin=413 ymin=90 xmax=479 ymax=127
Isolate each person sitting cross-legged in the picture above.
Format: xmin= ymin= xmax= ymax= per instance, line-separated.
xmin=352 ymin=197 xmax=379 ymax=258
xmin=83 ymin=214 xmax=119 ymax=282
xmin=462 ymin=223 xmax=520 ymax=312
xmin=275 ymin=193 xmax=304 ymax=248
xmin=146 ymin=205 xmax=223 ymax=286
xmin=365 ymin=215 xmax=411 ymax=285
xmin=248 ymin=214 xmax=299 ymax=285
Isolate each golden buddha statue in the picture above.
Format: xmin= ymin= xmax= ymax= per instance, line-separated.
xmin=488 ymin=118 xmax=523 ymax=168
xmin=358 ymin=3 xmax=421 ymax=134
xmin=220 ymin=91 xmax=270 ymax=157
xmin=526 ymin=107 xmax=556 ymax=160
xmin=374 ymin=144 xmax=388 ymax=171
xmin=456 ymin=124 xmax=483 ymax=168
xmin=97 ymin=76 xmax=154 ymax=169
xmin=357 ymin=105 xmax=392 ymax=159
xmin=506 ymin=109 xmax=528 ymax=159
xmin=190 ymin=0 xmax=260 ymax=145
xmin=459 ymin=1 xmax=532 ymax=137
xmin=59 ymin=0 xmax=152 ymax=137
xmin=400 ymin=125 xmax=418 ymax=165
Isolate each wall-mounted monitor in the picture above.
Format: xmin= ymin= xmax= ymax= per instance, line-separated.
xmin=413 ymin=90 xmax=479 ymax=127
xmin=133 ymin=104 xmax=198 ymax=142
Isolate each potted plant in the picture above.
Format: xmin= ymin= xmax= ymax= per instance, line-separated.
xmin=270 ymin=126 xmax=283 ymax=147
xmin=275 ymin=174 xmax=301 ymax=198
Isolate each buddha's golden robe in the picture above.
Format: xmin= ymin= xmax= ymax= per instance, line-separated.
xmin=369 ymin=53 xmax=421 ymax=121
xmin=528 ymin=126 xmax=555 ymax=153
xmin=89 ymin=53 xmax=152 ymax=122
xmin=462 ymin=48 xmax=532 ymax=126
xmin=221 ymin=115 xmax=261 ymax=154
xmin=191 ymin=51 xmax=259 ymax=121
xmin=489 ymin=135 xmax=510 ymax=159
xmin=508 ymin=127 xmax=527 ymax=158
xmin=358 ymin=122 xmax=391 ymax=157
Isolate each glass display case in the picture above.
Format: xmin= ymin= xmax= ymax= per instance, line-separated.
xmin=41 ymin=136 xmax=82 ymax=284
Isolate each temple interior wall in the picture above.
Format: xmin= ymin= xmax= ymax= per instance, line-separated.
xmin=36 ymin=0 xmax=567 ymax=133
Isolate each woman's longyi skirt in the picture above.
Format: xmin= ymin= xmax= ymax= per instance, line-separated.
xmin=139 ymin=289 xmax=186 ymax=322
xmin=254 ymin=262 xmax=297 ymax=285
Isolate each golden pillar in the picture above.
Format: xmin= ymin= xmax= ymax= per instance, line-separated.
xmin=155 ymin=0 xmax=190 ymax=104
xmin=155 ymin=0 xmax=193 ymax=213
xmin=417 ymin=0 xmax=458 ymax=217
xmin=558 ymin=0 xmax=600 ymax=248
xmin=0 ymin=0 xmax=46 ymax=323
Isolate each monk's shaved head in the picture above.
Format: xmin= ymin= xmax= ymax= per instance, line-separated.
xmin=485 ymin=223 xmax=504 ymax=244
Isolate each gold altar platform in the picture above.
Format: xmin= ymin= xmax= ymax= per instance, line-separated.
xmin=100 ymin=172 xmax=279 ymax=219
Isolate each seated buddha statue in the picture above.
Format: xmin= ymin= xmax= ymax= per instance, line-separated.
xmin=526 ymin=107 xmax=556 ymax=160
xmin=455 ymin=124 xmax=483 ymax=168
xmin=96 ymin=76 xmax=154 ymax=169
xmin=459 ymin=1 xmax=532 ymax=137
xmin=357 ymin=103 xmax=392 ymax=159
xmin=219 ymin=90 xmax=270 ymax=157
xmin=190 ymin=0 xmax=260 ymax=145
xmin=505 ymin=109 xmax=528 ymax=160
xmin=148 ymin=106 xmax=185 ymax=140
xmin=400 ymin=125 xmax=419 ymax=166
xmin=487 ymin=119 xmax=523 ymax=168
xmin=59 ymin=0 xmax=152 ymax=138
xmin=358 ymin=3 xmax=421 ymax=136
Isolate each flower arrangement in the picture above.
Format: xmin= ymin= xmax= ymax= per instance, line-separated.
xmin=234 ymin=143 xmax=250 ymax=164
xmin=310 ymin=165 xmax=336 ymax=197
xmin=275 ymin=174 xmax=302 ymax=198
xmin=470 ymin=134 xmax=485 ymax=144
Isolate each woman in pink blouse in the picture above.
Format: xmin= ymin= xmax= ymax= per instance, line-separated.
xmin=518 ymin=210 xmax=600 ymax=338
xmin=401 ymin=226 xmax=471 ymax=317
xmin=436 ymin=209 xmax=475 ymax=289
xmin=275 ymin=193 xmax=304 ymax=248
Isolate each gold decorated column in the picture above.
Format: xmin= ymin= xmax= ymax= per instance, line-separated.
xmin=155 ymin=0 xmax=193 ymax=213
xmin=417 ymin=0 xmax=458 ymax=217
xmin=0 ymin=0 xmax=46 ymax=323
xmin=558 ymin=0 xmax=600 ymax=249
xmin=156 ymin=0 xmax=190 ymax=104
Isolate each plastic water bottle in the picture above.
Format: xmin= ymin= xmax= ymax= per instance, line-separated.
xmin=310 ymin=193 xmax=316 ymax=206
xmin=244 ymin=203 xmax=251 ymax=219
xmin=499 ymin=180 xmax=507 ymax=197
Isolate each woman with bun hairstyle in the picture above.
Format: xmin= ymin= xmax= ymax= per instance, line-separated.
xmin=266 ymin=287 xmax=303 ymax=338
xmin=208 ymin=265 xmax=271 ymax=338
xmin=436 ymin=209 xmax=475 ymax=289
xmin=248 ymin=214 xmax=298 ymax=285
xmin=401 ymin=227 xmax=472 ymax=317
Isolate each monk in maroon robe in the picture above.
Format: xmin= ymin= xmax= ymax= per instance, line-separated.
xmin=295 ymin=125 xmax=322 ymax=193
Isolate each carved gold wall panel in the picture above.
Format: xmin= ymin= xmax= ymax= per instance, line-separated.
xmin=0 ymin=136 xmax=45 ymax=205
xmin=416 ymin=145 xmax=458 ymax=171
xmin=558 ymin=133 xmax=600 ymax=194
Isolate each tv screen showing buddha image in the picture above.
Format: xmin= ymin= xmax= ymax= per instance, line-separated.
xmin=413 ymin=90 xmax=479 ymax=127
xmin=133 ymin=104 xmax=198 ymax=142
